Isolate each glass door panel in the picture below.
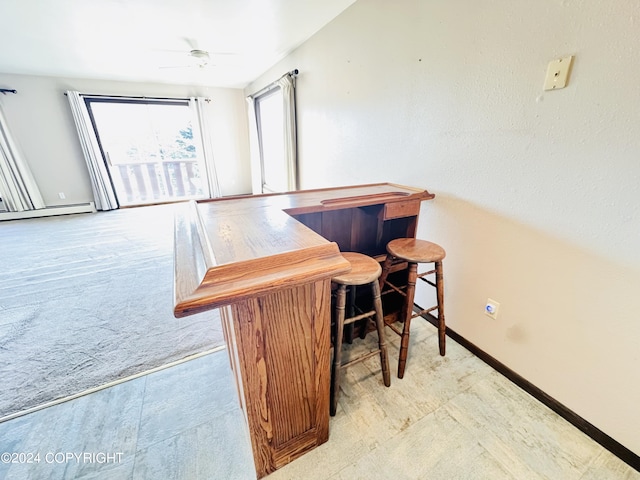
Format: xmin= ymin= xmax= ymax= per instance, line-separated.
xmin=255 ymin=88 xmax=287 ymax=193
xmin=87 ymin=99 xmax=209 ymax=206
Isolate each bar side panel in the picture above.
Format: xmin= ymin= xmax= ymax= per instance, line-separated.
xmin=231 ymin=280 xmax=331 ymax=477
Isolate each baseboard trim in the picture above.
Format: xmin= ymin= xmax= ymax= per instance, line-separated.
xmin=0 ymin=202 xmax=96 ymax=221
xmin=419 ymin=312 xmax=640 ymax=472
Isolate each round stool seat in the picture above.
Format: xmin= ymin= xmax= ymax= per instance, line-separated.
xmin=332 ymin=252 xmax=382 ymax=286
xmin=386 ymin=238 xmax=446 ymax=264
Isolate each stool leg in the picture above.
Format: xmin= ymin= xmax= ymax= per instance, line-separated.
xmin=398 ymin=262 xmax=417 ymax=379
xmin=371 ymin=280 xmax=391 ymax=387
xmin=379 ymin=253 xmax=394 ymax=291
xmin=436 ymin=260 xmax=446 ymax=356
xmin=358 ymin=291 xmax=368 ymax=341
xmin=331 ymin=284 xmax=347 ymax=416
xmin=345 ymin=286 xmax=356 ymax=344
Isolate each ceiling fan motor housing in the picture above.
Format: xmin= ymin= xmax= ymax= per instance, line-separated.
xmin=190 ymin=49 xmax=209 ymax=59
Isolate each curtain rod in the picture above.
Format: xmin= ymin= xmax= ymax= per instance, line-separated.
xmin=0 ymin=89 xmax=17 ymax=95
xmin=61 ymin=92 xmax=211 ymax=102
xmin=249 ymin=69 xmax=299 ymax=99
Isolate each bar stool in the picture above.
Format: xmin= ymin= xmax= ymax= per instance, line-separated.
xmin=331 ymin=252 xmax=391 ymax=416
xmin=379 ymin=238 xmax=446 ymax=379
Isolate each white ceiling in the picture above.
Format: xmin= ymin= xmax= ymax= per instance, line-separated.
xmin=0 ymin=0 xmax=356 ymax=88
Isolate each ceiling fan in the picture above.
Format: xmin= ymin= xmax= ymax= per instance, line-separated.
xmin=159 ymin=49 xmax=212 ymax=70
xmin=158 ymin=39 xmax=235 ymax=70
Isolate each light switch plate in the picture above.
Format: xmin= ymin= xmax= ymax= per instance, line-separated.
xmin=543 ymin=55 xmax=574 ymax=91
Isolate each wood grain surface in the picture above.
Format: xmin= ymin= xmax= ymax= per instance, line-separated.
xmin=227 ymin=280 xmax=332 ymax=477
xmin=174 ymin=183 xmax=433 ymax=317
xmin=172 ymin=183 xmax=434 ymax=478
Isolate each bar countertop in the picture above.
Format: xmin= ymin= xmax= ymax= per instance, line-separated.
xmin=173 ymin=183 xmax=434 ymax=318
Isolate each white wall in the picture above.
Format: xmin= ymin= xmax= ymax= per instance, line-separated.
xmin=0 ymin=73 xmax=251 ymax=206
xmin=247 ymin=0 xmax=640 ymax=455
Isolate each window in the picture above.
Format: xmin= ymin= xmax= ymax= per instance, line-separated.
xmin=85 ymin=98 xmax=209 ymax=207
xmin=250 ymin=72 xmax=298 ymax=194
xmin=255 ymin=88 xmax=287 ymax=193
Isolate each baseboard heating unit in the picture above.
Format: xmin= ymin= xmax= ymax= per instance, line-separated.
xmin=0 ymin=202 xmax=96 ymax=221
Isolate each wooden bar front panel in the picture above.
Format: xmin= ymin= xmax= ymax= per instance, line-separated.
xmin=226 ymin=279 xmax=332 ymax=478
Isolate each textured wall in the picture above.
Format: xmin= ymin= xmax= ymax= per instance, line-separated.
xmin=247 ymin=0 xmax=640 ymax=455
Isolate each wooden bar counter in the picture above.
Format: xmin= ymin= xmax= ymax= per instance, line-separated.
xmin=173 ymin=183 xmax=434 ymax=478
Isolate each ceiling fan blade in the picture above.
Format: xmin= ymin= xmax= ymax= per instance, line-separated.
xmin=183 ymin=37 xmax=199 ymax=50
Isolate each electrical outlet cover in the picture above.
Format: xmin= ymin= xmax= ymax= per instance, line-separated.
xmin=543 ymin=55 xmax=574 ymax=91
xmin=485 ymin=299 xmax=500 ymax=319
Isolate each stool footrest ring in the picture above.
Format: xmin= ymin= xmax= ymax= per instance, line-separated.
xmin=381 ymin=280 xmax=407 ymax=298
xmin=411 ymin=305 xmax=438 ymax=319
xmin=345 ymin=309 xmax=376 ymax=325
xmin=340 ymin=349 xmax=383 ymax=370
xmin=387 ymin=322 xmax=403 ymax=337
xmin=417 ymin=269 xmax=436 ymax=278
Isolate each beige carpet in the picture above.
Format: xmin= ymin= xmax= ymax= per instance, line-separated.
xmin=0 ymin=203 xmax=224 ymax=420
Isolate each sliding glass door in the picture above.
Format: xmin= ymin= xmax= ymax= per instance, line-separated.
xmin=86 ymin=98 xmax=209 ymax=207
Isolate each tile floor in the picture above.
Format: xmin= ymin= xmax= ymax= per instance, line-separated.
xmin=0 ymin=319 xmax=638 ymax=479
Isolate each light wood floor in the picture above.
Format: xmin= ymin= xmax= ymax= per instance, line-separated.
xmin=1 ymin=318 xmax=637 ymax=479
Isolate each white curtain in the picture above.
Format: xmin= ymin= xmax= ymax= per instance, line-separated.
xmin=0 ymin=102 xmax=45 ymax=212
xmin=66 ymin=90 xmax=118 ymax=211
xmin=276 ymin=74 xmax=298 ymax=191
xmin=245 ymin=97 xmax=263 ymax=194
xmin=190 ymin=97 xmax=221 ymax=198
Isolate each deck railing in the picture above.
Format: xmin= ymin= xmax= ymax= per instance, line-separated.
xmin=110 ymin=159 xmax=203 ymax=206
